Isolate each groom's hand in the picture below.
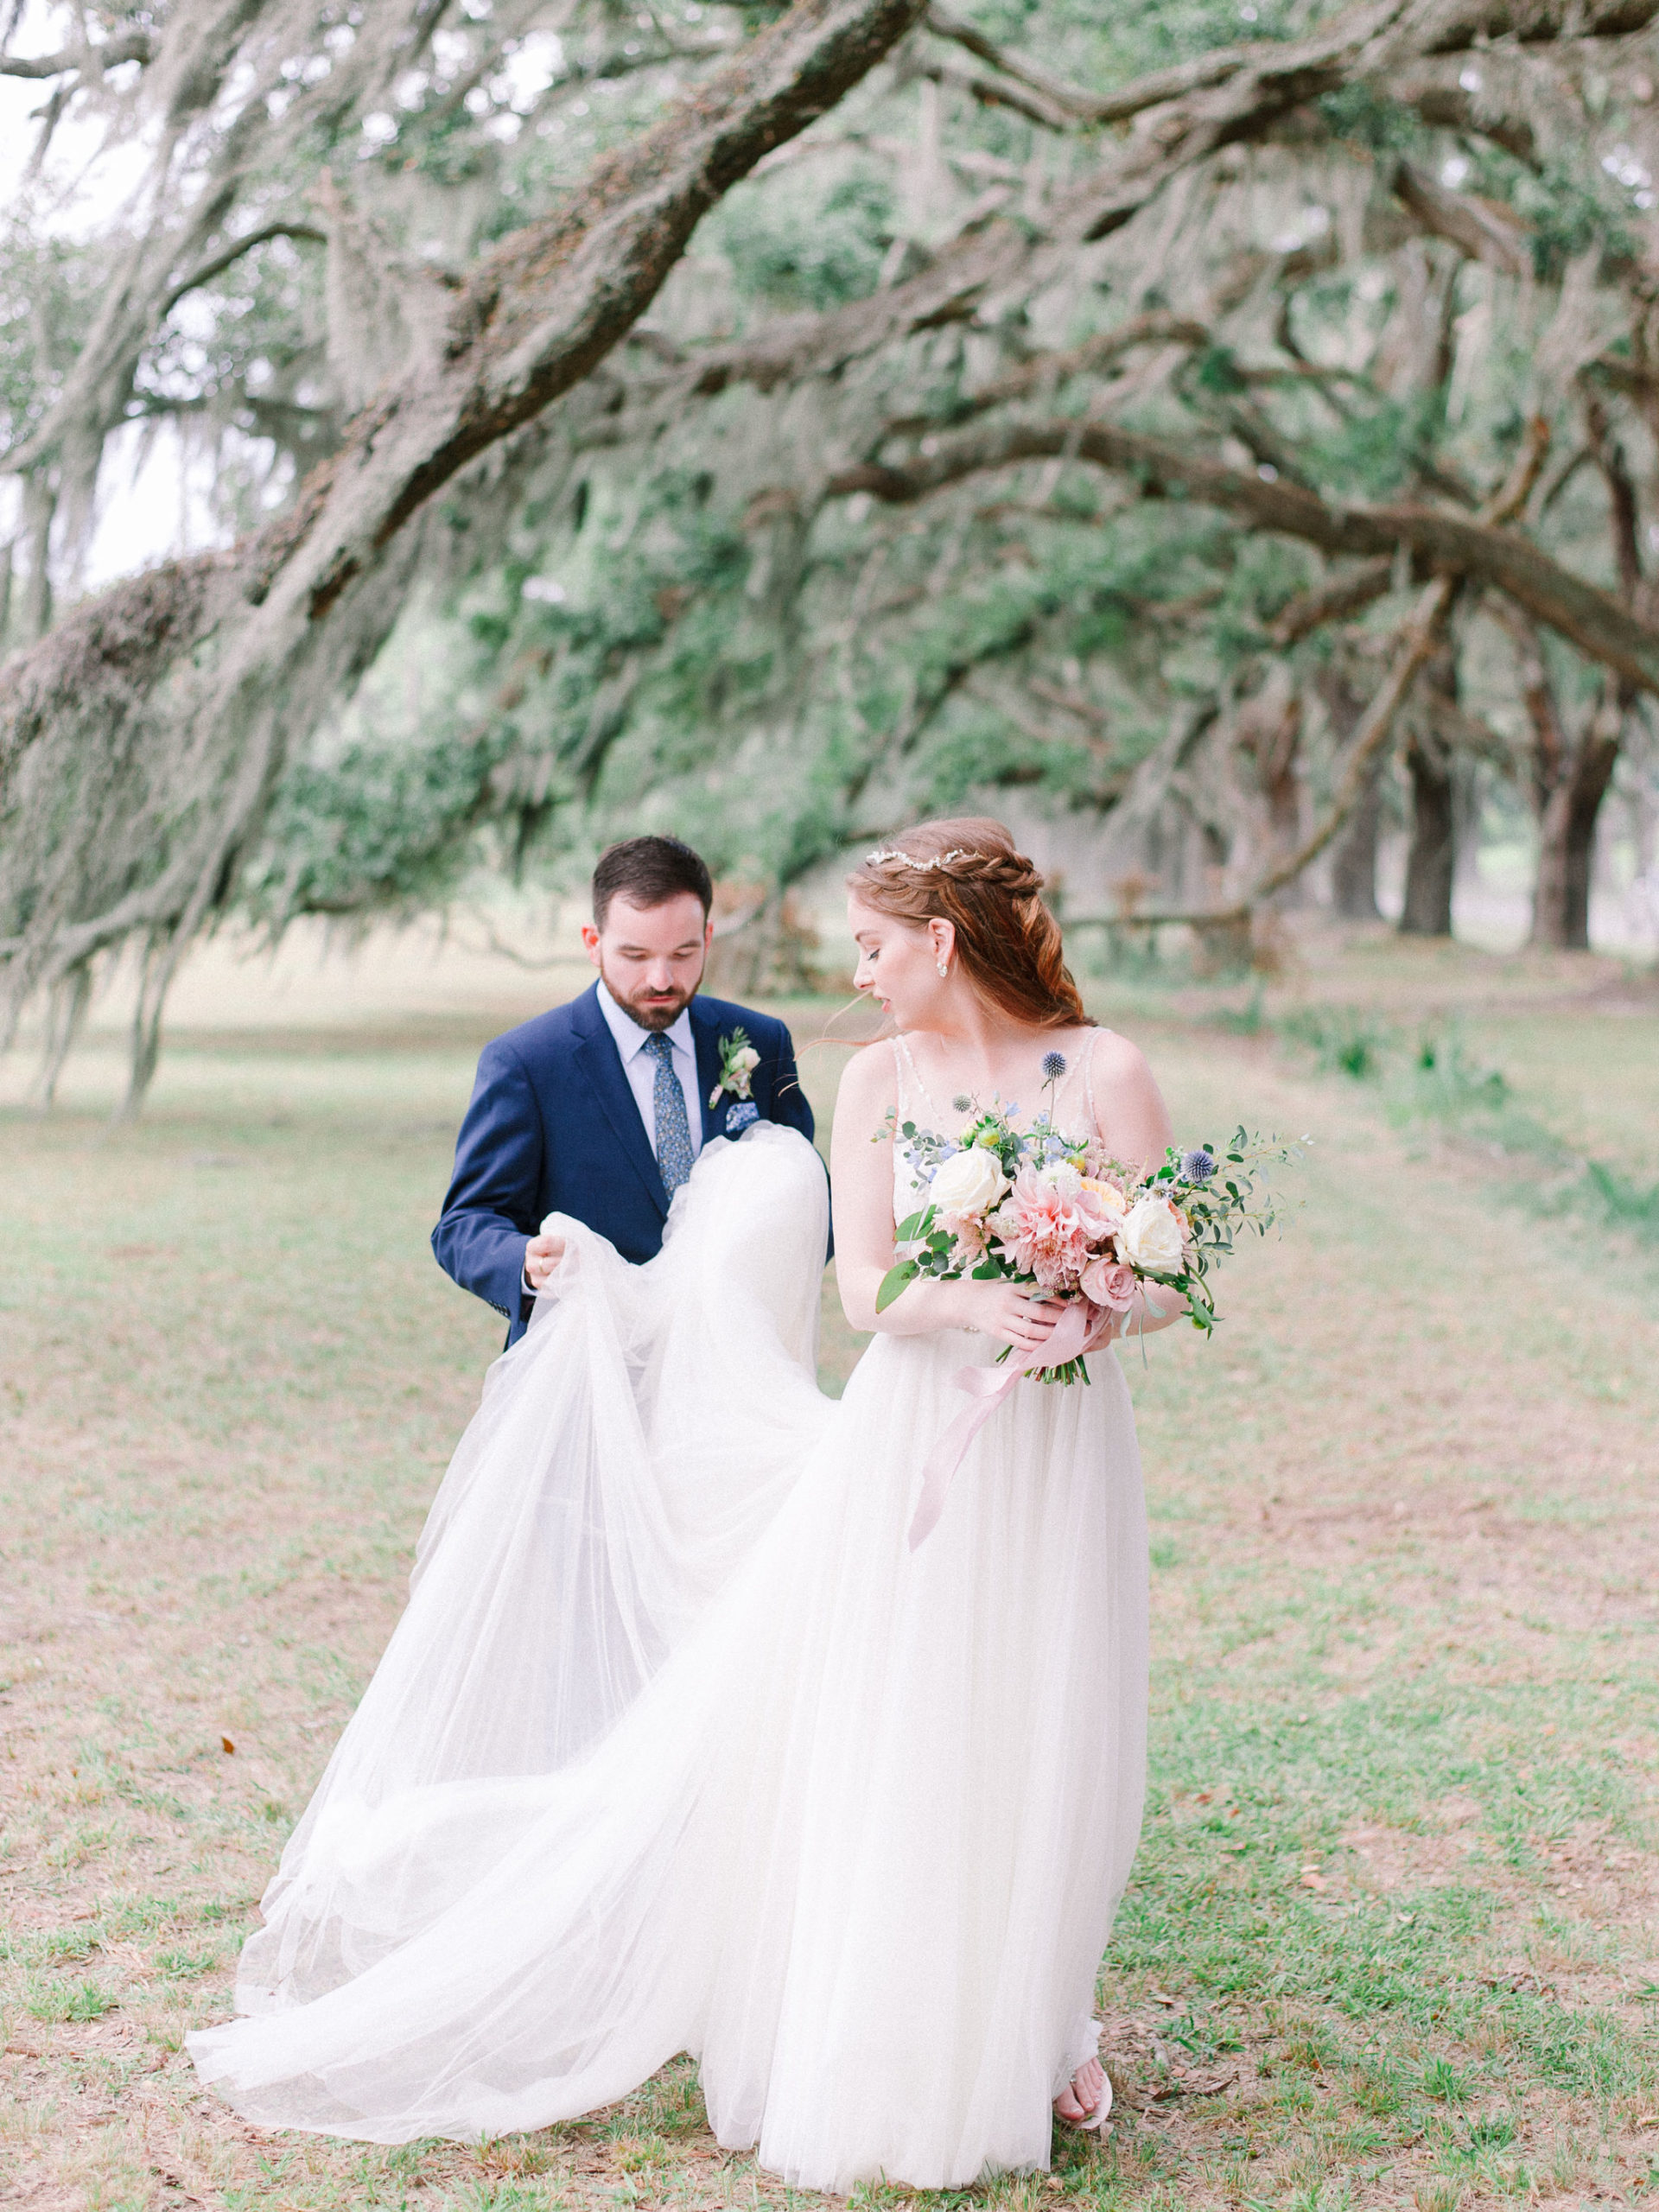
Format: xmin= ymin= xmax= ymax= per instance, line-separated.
xmin=524 ymin=1231 xmax=567 ymax=1293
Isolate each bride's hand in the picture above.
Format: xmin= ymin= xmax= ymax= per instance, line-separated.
xmin=524 ymin=1230 xmax=567 ymax=1292
xmin=953 ymin=1281 xmax=1069 ymax=1357
xmin=1082 ymin=1305 xmax=1126 ymax=1355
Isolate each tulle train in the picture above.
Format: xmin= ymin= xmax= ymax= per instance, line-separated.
xmin=188 ymin=1123 xmax=1149 ymax=2193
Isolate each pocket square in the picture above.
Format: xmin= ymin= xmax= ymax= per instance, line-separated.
xmin=724 ymin=1100 xmax=760 ymax=1133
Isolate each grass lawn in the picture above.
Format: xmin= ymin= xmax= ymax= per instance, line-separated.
xmin=1 ymin=924 xmax=1656 ymax=2210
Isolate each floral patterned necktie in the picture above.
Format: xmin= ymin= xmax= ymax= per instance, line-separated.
xmin=644 ymin=1031 xmax=695 ymax=1193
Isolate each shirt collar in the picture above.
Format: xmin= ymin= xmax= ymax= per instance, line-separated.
xmin=595 ymin=976 xmax=696 ymax=1063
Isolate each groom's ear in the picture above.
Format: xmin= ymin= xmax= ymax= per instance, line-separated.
xmin=581 ymin=922 xmax=602 ymax=966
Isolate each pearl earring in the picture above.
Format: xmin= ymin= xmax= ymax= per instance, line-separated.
xmin=937 ymin=958 xmax=949 ymax=977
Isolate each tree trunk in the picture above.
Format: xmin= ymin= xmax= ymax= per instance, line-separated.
xmin=1399 ymin=730 xmax=1456 ymax=935
xmin=1531 ymin=712 xmax=1622 ymax=949
xmin=1319 ymin=658 xmax=1382 ymax=919
xmin=1331 ymin=756 xmax=1383 ymax=918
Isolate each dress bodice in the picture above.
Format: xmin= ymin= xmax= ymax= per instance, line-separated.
xmin=889 ymin=1032 xmax=1099 ymax=1221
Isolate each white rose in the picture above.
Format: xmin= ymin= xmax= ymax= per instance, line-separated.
xmin=930 ymin=1145 xmax=1010 ymax=1218
xmin=1122 ymin=1192 xmax=1186 ymax=1274
xmin=1038 ymin=1159 xmax=1082 ymax=1199
xmin=732 ymin=1046 xmax=760 ymax=1075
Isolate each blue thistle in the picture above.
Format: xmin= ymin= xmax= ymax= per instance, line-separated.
xmin=1041 ymin=1051 xmax=1068 ymax=1082
xmin=1181 ymin=1147 xmax=1217 ymax=1185
xmin=952 ymin=1093 xmax=973 ymax=1114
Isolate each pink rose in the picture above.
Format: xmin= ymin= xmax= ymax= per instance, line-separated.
xmin=1080 ymin=1257 xmax=1139 ymax=1311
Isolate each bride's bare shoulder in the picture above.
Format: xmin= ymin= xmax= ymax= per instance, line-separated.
xmin=1084 ymin=1025 xmax=1173 ymax=1148
xmin=1084 ymin=1024 xmax=1158 ymax=1088
xmin=834 ymin=1038 xmax=900 ymax=1116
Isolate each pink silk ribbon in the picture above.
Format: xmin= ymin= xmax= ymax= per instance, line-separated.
xmin=907 ymin=1300 xmax=1099 ymax=1551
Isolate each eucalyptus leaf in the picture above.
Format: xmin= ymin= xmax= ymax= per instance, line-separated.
xmin=875 ymin=1262 xmax=919 ymax=1314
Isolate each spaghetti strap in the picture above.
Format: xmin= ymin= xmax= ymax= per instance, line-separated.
xmin=891 ymin=1033 xmax=914 ymax=1121
xmin=893 ymin=1028 xmax=1101 ymax=1143
xmin=892 ymin=1032 xmax=944 ymax=1125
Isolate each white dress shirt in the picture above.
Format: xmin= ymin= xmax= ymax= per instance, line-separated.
xmin=525 ymin=983 xmax=705 ymax=1301
xmin=594 ymin=978 xmax=704 ymax=1166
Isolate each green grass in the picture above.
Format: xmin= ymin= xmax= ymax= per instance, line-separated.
xmin=1 ymin=927 xmax=1656 ymax=2209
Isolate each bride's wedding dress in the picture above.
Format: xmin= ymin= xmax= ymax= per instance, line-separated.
xmin=189 ymin=1057 xmax=1150 ymax=2193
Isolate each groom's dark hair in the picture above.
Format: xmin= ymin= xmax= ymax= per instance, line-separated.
xmin=593 ymin=836 xmax=715 ymax=928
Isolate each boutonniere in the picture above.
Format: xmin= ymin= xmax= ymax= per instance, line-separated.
xmin=709 ymin=1027 xmax=761 ymax=1106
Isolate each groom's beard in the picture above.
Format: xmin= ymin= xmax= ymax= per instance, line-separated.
xmin=600 ymin=957 xmax=703 ymax=1033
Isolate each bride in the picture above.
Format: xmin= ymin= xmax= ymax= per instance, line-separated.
xmin=189 ymin=816 xmax=1181 ymax=2192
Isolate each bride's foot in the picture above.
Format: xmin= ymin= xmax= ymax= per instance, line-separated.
xmin=1053 ymin=2053 xmax=1111 ymax=2130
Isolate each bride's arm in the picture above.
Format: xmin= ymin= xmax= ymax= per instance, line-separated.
xmin=830 ymin=1046 xmax=1069 ymax=1357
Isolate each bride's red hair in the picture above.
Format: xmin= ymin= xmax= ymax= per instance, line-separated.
xmin=846 ymin=817 xmax=1089 ymax=1031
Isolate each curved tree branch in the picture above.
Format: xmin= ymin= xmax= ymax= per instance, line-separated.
xmin=686 ymin=0 xmax=1659 ymax=398
xmin=884 ymin=315 xmax=1214 ymax=433
xmin=823 ymin=414 xmax=1659 ymax=690
xmin=0 ymin=31 xmax=151 ymax=78
xmin=157 ymin=222 xmax=327 ymax=323
xmin=909 ymin=54 xmax=1078 ymax=131
xmin=1084 ymin=429 xmax=1547 ymax=927
xmin=0 ymin=0 xmax=930 ymax=1065
xmin=925 ymin=3 xmax=1275 ymax=126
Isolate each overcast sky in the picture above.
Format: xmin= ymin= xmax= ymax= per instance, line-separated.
xmin=3 ymin=1 xmax=239 ymax=588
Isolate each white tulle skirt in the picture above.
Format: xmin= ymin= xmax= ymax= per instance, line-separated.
xmin=188 ymin=1123 xmax=1149 ymax=2193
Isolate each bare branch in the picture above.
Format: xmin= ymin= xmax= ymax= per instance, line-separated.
xmin=1132 ymin=424 xmax=1548 ymax=922
xmin=925 ymin=3 xmax=1264 ymax=125
xmin=1250 ymin=573 xmax=1461 ymax=907
xmin=1392 ymin=159 xmax=1533 ymax=276
xmin=909 ymin=54 xmax=1077 ymax=131
xmin=1269 ymin=559 xmax=1396 ymax=645
xmin=0 ymin=30 xmax=150 ymax=78
xmin=884 ymin=315 xmax=1213 ymax=433
xmin=158 ymin=224 xmax=327 ymax=322
xmin=1581 ymin=385 xmax=1643 ymax=601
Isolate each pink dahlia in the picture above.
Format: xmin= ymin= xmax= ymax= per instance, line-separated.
xmin=994 ymin=1165 xmax=1103 ymax=1294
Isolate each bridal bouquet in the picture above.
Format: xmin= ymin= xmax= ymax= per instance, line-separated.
xmin=878 ymin=1054 xmax=1294 ymax=1384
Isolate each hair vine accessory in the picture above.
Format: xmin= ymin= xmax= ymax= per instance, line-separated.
xmin=866 ymin=847 xmax=988 ymax=870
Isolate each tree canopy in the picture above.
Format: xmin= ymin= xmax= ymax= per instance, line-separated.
xmin=4 ymin=0 xmax=1659 ymax=1102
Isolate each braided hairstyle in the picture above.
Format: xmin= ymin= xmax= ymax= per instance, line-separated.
xmin=847 ymin=817 xmax=1089 ymax=1030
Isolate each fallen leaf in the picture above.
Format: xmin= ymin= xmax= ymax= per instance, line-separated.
xmin=219 ymin=1736 xmax=235 ymax=1755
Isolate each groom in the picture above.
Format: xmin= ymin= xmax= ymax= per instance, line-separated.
xmin=432 ymin=835 xmax=818 ymax=1346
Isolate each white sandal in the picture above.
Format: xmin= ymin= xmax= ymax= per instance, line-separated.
xmin=1055 ymin=2021 xmax=1113 ymax=2133
xmin=1059 ymin=2068 xmax=1113 ymax=2132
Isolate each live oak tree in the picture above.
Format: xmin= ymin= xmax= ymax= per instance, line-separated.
xmin=0 ymin=0 xmax=930 ymax=1103
xmin=6 ymin=0 xmax=1659 ymax=1103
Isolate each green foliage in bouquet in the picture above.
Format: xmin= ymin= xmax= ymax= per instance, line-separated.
xmin=876 ymin=1092 xmax=1298 ymax=1382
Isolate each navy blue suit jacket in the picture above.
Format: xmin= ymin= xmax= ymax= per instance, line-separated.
xmin=433 ymin=982 xmax=818 ymax=1345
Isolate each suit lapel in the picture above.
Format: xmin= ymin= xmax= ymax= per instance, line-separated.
xmin=570 ymin=985 xmax=669 ymax=1219
xmin=692 ymin=1000 xmax=727 ymax=1147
